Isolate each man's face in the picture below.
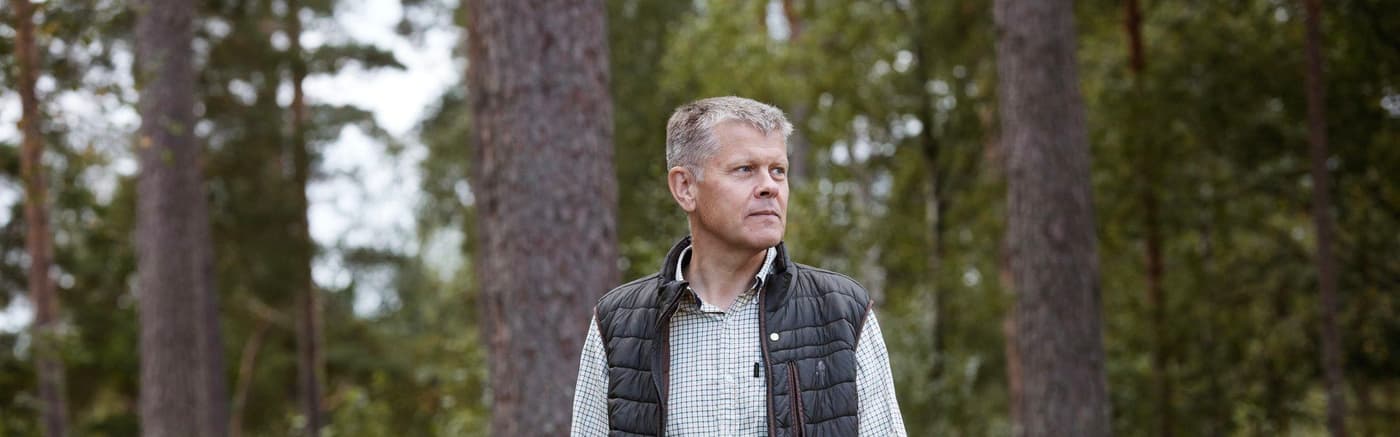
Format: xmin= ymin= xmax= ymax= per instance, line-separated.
xmin=689 ymin=121 xmax=789 ymax=251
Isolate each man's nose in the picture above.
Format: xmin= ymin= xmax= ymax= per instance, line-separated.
xmin=756 ymin=172 xmax=779 ymax=198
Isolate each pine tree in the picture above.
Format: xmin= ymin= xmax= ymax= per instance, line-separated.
xmin=993 ymin=0 xmax=1113 ymax=435
xmin=133 ymin=0 xmax=229 ymax=434
xmin=1301 ymin=0 xmax=1347 ymax=434
xmin=465 ymin=0 xmax=618 ymax=433
xmin=9 ymin=0 xmax=70 ymax=434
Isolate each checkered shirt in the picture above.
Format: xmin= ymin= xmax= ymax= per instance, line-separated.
xmin=571 ymin=246 xmax=907 ymax=436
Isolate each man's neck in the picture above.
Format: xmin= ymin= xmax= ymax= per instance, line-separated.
xmin=684 ymin=236 xmax=768 ymax=310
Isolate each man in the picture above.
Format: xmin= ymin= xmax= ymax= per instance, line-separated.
xmin=572 ymin=96 xmax=906 ymax=436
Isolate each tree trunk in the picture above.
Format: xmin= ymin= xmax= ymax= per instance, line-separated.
xmin=134 ymin=0 xmax=230 ymax=435
xmin=465 ymin=0 xmax=618 ymax=435
xmin=10 ymin=1 xmax=70 ymax=435
xmin=1122 ymin=0 xmax=1172 ymax=435
xmin=993 ymin=0 xmax=1113 ymax=436
xmin=1301 ymin=0 xmax=1347 ymax=435
xmin=286 ymin=1 xmax=325 ymax=434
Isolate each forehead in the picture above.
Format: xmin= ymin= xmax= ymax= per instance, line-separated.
xmin=710 ymin=121 xmax=787 ymax=162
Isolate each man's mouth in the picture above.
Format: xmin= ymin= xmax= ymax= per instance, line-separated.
xmin=749 ymin=210 xmax=780 ymax=218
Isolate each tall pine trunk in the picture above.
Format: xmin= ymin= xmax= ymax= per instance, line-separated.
xmin=993 ymin=0 xmax=1113 ymax=435
xmin=1301 ymin=0 xmax=1347 ymax=435
xmin=10 ymin=1 xmax=70 ymax=435
xmin=465 ymin=0 xmax=619 ymax=434
xmin=286 ymin=1 xmax=325 ymax=434
xmin=134 ymin=0 xmax=230 ymax=435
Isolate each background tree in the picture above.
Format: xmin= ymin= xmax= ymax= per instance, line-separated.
xmin=464 ymin=0 xmax=618 ymax=434
xmin=193 ymin=0 xmax=398 ymax=433
xmin=285 ymin=0 xmax=324 ymax=434
xmin=132 ymin=0 xmax=229 ymax=435
xmin=1301 ymin=0 xmax=1346 ymax=434
xmin=993 ymin=0 xmax=1113 ymax=435
xmin=8 ymin=0 xmax=69 ymax=435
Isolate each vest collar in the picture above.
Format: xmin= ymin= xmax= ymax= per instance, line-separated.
xmin=657 ymin=236 xmax=795 ymax=308
xmin=658 ymin=236 xmax=792 ymax=283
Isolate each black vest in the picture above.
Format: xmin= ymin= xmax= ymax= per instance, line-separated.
xmin=594 ymin=237 xmax=872 ymax=436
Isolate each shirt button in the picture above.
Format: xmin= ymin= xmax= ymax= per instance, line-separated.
xmin=770 ymin=333 xmax=780 ymax=342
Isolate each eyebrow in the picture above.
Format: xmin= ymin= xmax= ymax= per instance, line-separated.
xmin=720 ymin=158 xmax=788 ymax=169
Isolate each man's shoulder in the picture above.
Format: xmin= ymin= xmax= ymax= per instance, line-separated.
xmin=595 ymin=273 xmax=662 ymax=312
xmin=789 ymin=262 xmax=872 ymax=308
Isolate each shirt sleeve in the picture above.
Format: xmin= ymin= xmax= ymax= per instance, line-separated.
xmin=856 ymin=310 xmax=907 ymax=436
xmin=571 ymin=315 xmax=610 ymax=436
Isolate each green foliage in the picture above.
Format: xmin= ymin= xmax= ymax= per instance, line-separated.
xmin=608 ymin=0 xmax=698 ymax=278
xmin=1078 ymin=0 xmax=1399 ymax=434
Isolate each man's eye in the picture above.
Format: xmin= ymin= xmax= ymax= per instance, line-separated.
xmin=772 ymin=167 xmax=787 ymax=176
xmin=736 ymin=166 xmax=752 ymax=173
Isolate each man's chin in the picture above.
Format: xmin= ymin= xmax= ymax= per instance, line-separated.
xmin=743 ymin=230 xmax=784 ymax=250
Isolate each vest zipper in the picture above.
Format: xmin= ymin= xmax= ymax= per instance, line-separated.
xmin=654 ymin=283 xmax=684 ymax=437
xmin=758 ymin=281 xmax=778 ymax=437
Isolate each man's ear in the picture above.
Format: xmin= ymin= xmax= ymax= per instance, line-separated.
xmin=668 ymin=166 xmax=699 ymax=213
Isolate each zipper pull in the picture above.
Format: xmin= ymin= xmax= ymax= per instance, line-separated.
xmin=754 ymin=362 xmax=760 ymax=378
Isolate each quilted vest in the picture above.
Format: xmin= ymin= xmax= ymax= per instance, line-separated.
xmin=593 ymin=237 xmax=872 ymax=436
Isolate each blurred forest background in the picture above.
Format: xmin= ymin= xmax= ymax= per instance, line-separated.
xmin=1 ymin=0 xmax=1397 ymax=436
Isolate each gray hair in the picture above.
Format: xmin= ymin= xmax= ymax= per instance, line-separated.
xmin=665 ymin=96 xmax=793 ymax=177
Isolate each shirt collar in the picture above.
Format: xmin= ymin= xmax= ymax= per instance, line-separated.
xmin=674 ymin=244 xmax=778 ymax=290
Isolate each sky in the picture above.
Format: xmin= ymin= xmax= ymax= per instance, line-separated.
xmin=0 ymin=0 xmax=458 ymax=331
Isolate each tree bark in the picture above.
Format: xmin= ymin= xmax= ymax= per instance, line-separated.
xmin=465 ymin=0 xmax=618 ymax=435
xmin=286 ymin=1 xmax=325 ymax=434
xmin=1301 ymin=0 xmax=1347 ymax=435
xmin=134 ymin=0 xmax=230 ymax=435
xmin=1003 ymin=311 xmax=1023 ymax=428
xmin=10 ymin=1 xmax=70 ymax=435
xmin=993 ymin=0 xmax=1113 ymax=436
